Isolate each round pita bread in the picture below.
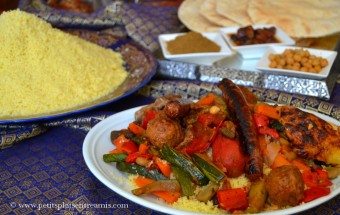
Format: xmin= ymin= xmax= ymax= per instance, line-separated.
xmin=248 ymin=0 xmax=340 ymax=38
xmin=216 ymin=0 xmax=252 ymax=26
xmin=199 ymin=0 xmax=239 ymax=27
xmin=178 ymin=0 xmax=220 ymax=32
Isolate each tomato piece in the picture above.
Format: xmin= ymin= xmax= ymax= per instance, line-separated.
xmin=302 ymin=169 xmax=333 ymax=188
xmin=303 ymin=187 xmax=331 ymax=203
xmin=212 ymin=134 xmax=246 ymax=178
xmin=198 ymin=113 xmax=226 ymax=127
xmin=186 ymin=123 xmax=217 ymax=154
xmin=141 ymin=110 xmax=157 ymax=129
xmin=217 ymin=188 xmax=248 ymax=212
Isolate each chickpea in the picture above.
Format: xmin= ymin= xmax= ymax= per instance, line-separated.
xmin=269 ymin=53 xmax=276 ymax=61
xmin=320 ymin=59 xmax=328 ymax=67
xmin=314 ymin=65 xmax=322 ymax=73
xmin=293 ymin=54 xmax=302 ymax=62
xmin=300 ymin=67 xmax=308 ymax=72
xmin=269 ymin=60 xmax=278 ymax=68
xmin=312 ymin=58 xmax=320 ymax=66
xmin=286 ymin=57 xmax=294 ymax=65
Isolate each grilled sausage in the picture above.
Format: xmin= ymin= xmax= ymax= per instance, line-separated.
xmin=218 ymin=78 xmax=263 ymax=181
xmin=165 ymin=100 xmax=190 ymax=119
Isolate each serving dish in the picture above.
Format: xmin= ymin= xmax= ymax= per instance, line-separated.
xmin=158 ymin=32 xmax=233 ymax=65
xmin=220 ymin=25 xmax=295 ymax=59
xmin=256 ymin=45 xmax=337 ymax=80
xmin=0 ymin=30 xmax=157 ymax=124
xmin=83 ymin=105 xmax=340 ymax=215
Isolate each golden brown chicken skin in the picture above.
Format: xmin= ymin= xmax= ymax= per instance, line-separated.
xmin=279 ymin=106 xmax=340 ymax=165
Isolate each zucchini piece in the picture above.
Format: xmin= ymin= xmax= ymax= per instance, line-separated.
xmin=196 ymin=182 xmax=219 ymax=203
xmin=247 ymin=179 xmax=267 ymax=213
xmin=172 ymin=165 xmax=195 ymax=196
xmin=192 ymin=153 xmax=225 ymax=183
xmin=103 ymin=153 xmax=127 ymax=163
xmin=161 ymin=145 xmax=209 ymax=186
xmin=116 ymin=162 xmax=167 ymax=180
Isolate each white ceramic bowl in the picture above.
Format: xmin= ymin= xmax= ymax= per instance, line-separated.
xmin=256 ymin=45 xmax=337 ymax=79
xmin=220 ymin=25 xmax=295 ymax=59
xmin=158 ymin=32 xmax=233 ymax=65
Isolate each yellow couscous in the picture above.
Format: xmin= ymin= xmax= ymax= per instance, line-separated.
xmin=0 ymin=10 xmax=128 ymax=118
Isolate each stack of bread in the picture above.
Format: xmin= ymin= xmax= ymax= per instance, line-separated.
xmin=178 ymin=0 xmax=340 ymax=48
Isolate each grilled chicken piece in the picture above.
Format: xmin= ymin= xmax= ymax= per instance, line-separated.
xmin=279 ymin=106 xmax=340 ymax=165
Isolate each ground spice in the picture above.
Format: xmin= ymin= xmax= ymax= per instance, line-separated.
xmin=166 ymin=31 xmax=221 ymax=54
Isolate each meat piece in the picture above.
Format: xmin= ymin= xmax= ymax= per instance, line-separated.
xmin=218 ymin=78 xmax=263 ymax=181
xmin=164 ymin=100 xmax=190 ymax=119
xmin=135 ymin=95 xmax=190 ymax=122
xmin=145 ymin=112 xmax=184 ymax=149
xmin=279 ymin=106 xmax=340 ymax=165
xmin=265 ymin=165 xmax=304 ymax=207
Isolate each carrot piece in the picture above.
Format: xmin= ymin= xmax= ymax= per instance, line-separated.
xmin=134 ymin=176 xmax=155 ymax=187
xmin=134 ymin=176 xmax=181 ymax=204
xmin=291 ymin=159 xmax=311 ymax=172
xmin=254 ymin=103 xmax=281 ymax=119
xmin=196 ymin=93 xmax=217 ymax=105
xmin=128 ymin=122 xmax=145 ymax=136
xmin=109 ymin=148 xmax=123 ymax=154
xmin=154 ymin=157 xmax=171 ymax=178
xmin=114 ymin=134 xmax=130 ymax=150
xmin=271 ymin=153 xmax=291 ymax=168
xmin=139 ymin=142 xmax=149 ymax=154
xmin=258 ymin=134 xmax=267 ymax=153
xmin=152 ymin=191 xmax=181 ymax=204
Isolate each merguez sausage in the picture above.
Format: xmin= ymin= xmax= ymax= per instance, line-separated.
xmin=217 ymin=78 xmax=263 ymax=181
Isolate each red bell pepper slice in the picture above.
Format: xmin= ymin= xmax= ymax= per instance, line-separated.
xmin=217 ymin=188 xmax=248 ymax=212
xmin=125 ymin=152 xmax=153 ymax=163
xmin=302 ymin=187 xmax=331 ymax=203
xmin=302 ymin=169 xmax=333 ymax=188
xmin=121 ymin=141 xmax=139 ymax=154
xmin=253 ymin=113 xmax=279 ymax=140
xmin=141 ymin=110 xmax=157 ymax=129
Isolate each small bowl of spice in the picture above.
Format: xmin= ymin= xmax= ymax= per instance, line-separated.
xmin=158 ymin=31 xmax=233 ymax=65
xmin=220 ymin=25 xmax=295 ymax=59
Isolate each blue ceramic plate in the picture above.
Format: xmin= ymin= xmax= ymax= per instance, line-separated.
xmin=0 ymin=30 xmax=157 ymax=124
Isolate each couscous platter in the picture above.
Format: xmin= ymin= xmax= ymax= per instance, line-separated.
xmin=83 ymin=79 xmax=340 ymax=215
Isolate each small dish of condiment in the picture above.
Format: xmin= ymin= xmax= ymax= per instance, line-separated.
xmin=256 ymin=45 xmax=337 ymax=79
xmin=158 ymin=31 xmax=233 ymax=65
xmin=220 ymin=25 xmax=295 ymax=59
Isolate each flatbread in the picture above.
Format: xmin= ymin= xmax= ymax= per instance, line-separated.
xmin=248 ymin=0 xmax=340 ymax=38
xmin=178 ymin=0 xmax=220 ymax=32
xmin=216 ymin=0 xmax=252 ymax=26
xmin=199 ymin=0 xmax=239 ymax=27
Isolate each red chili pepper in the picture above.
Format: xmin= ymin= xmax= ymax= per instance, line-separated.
xmin=125 ymin=152 xmax=153 ymax=163
xmin=217 ymin=188 xmax=248 ymax=212
xmin=141 ymin=110 xmax=157 ymax=129
xmin=302 ymin=187 xmax=331 ymax=203
xmin=302 ymin=169 xmax=333 ymax=188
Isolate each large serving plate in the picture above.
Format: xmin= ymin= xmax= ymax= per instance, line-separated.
xmin=83 ymin=105 xmax=340 ymax=215
xmin=0 ymin=30 xmax=157 ymax=124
